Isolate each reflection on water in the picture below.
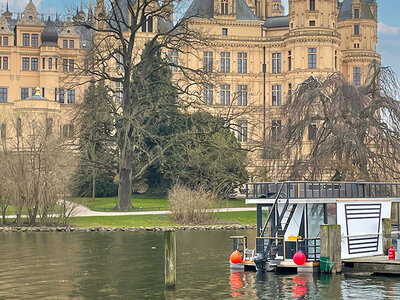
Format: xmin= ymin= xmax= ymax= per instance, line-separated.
xmin=1 ymin=230 xmax=400 ymax=299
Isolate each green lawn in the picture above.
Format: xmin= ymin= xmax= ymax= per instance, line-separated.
xmin=69 ymin=214 xmax=178 ymax=228
xmin=213 ymin=211 xmax=256 ymax=225
xmin=68 ymin=211 xmax=256 ymax=228
xmin=70 ymin=195 xmax=253 ymax=212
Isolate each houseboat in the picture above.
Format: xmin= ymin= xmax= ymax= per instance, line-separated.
xmin=230 ymin=181 xmax=400 ymax=272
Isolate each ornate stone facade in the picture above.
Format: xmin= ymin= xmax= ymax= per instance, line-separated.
xmin=0 ymin=0 xmax=379 ymax=180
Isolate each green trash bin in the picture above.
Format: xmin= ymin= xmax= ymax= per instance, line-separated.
xmin=320 ymin=257 xmax=334 ymax=273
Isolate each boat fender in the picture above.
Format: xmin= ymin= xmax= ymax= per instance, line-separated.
xmin=230 ymin=250 xmax=242 ymax=264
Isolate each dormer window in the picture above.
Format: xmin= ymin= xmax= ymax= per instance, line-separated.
xmin=310 ymin=0 xmax=316 ymax=11
xmin=221 ymin=0 xmax=229 ymax=15
xmin=354 ymin=8 xmax=360 ymax=19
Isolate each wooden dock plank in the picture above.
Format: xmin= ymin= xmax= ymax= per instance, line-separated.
xmin=343 ymin=255 xmax=400 ymax=274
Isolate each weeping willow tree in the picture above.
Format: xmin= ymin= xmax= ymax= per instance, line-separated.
xmin=271 ymin=61 xmax=400 ymax=181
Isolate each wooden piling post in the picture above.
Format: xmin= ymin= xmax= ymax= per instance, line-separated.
xmin=382 ymin=218 xmax=392 ymax=255
xmin=164 ymin=230 xmax=176 ymax=289
xmin=320 ymin=224 xmax=342 ymax=273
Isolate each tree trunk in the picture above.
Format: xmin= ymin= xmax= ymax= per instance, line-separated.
xmin=92 ymin=167 xmax=96 ymax=202
xmin=116 ymin=147 xmax=133 ymax=211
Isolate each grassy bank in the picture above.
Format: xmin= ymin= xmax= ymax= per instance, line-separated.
xmin=69 ymin=211 xmax=256 ymax=228
xmin=70 ymin=195 xmax=253 ymax=212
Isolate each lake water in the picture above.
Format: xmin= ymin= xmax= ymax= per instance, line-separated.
xmin=1 ymin=230 xmax=400 ymax=299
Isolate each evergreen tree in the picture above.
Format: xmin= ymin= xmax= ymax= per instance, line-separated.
xmin=73 ymin=81 xmax=117 ymax=199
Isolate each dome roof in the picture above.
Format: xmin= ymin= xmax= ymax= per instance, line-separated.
xmin=26 ymin=87 xmax=47 ymax=100
xmin=41 ymin=17 xmax=58 ymax=46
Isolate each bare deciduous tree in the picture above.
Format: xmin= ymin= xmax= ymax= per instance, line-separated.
xmin=266 ymin=61 xmax=400 ymax=181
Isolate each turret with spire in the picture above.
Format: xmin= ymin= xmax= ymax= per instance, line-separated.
xmin=2 ymin=1 xmax=12 ymax=19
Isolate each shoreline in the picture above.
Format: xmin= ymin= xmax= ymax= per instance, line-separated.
xmin=0 ymin=224 xmax=256 ymax=233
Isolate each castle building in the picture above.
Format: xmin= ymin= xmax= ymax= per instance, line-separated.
xmin=0 ymin=0 xmax=379 ymax=180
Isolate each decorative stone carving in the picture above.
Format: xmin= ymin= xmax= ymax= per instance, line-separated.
xmin=0 ymin=15 xmax=12 ymax=34
xmin=17 ymin=0 xmax=43 ymax=26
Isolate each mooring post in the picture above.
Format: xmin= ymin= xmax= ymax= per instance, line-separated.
xmin=320 ymin=224 xmax=342 ymax=273
xmin=164 ymin=230 xmax=176 ymax=289
xmin=382 ymin=218 xmax=392 ymax=255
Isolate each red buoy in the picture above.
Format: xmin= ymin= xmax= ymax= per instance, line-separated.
xmin=389 ymin=245 xmax=396 ymax=260
xmin=293 ymin=251 xmax=306 ymax=265
xmin=230 ymin=250 xmax=242 ymax=264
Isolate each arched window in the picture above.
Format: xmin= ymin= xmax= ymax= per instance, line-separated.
xmin=221 ymin=0 xmax=228 ymax=15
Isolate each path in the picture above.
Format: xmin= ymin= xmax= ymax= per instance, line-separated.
xmin=69 ymin=201 xmax=256 ymax=217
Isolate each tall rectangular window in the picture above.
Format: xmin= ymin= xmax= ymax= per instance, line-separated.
xmin=310 ymin=0 xmax=316 ymax=11
xmin=69 ymin=59 xmax=75 ymax=72
xmin=31 ymin=34 xmax=38 ymax=47
xmin=141 ymin=17 xmax=154 ymax=32
xmin=221 ymin=0 xmax=229 ymax=14
xmin=0 ymin=88 xmax=7 ymax=103
xmin=288 ymin=83 xmax=292 ymax=99
xmin=220 ymin=84 xmax=230 ymax=105
xmin=335 ymin=50 xmax=338 ymax=70
xmin=1 ymin=123 xmax=6 ymax=140
xmin=354 ymin=24 xmax=360 ymax=35
xmin=3 ymin=37 xmax=8 ymax=46
xmin=3 ymin=57 xmax=8 ymax=70
xmin=167 ymin=51 xmax=178 ymax=72
xmin=63 ymin=40 xmax=68 ymax=48
xmin=59 ymin=89 xmax=65 ymax=103
xmin=272 ymin=85 xmax=282 ymax=106
xmin=203 ymin=51 xmax=213 ymax=72
xmin=288 ymin=51 xmax=292 ymax=71
xmin=67 ymin=90 xmax=76 ymax=104
xmin=308 ymin=48 xmax=317 ymax=69
xmin=353 ymin=67 xmax=361 ymax=85
xmin=272 ymin=52 xmax=281 ymax=73
xmin=354 ymin=8 xmax=360 ymax=19
xmin=238 ymin=52 xmax=247 ymax=73
xmin=271 ymin=120 xmax=282 ymax=141
xmin=69 ymin=40 xmax=74 ymax=49
xmin=308 ymin=124 xmax=317 ymax=140
xmin=222 ymin=28 xmax=228 ymax=36
xmin=220 ymin=52 xmax=230 ymax=73
xmin=48 ymin=58 xmax=53 ymax=70
xmin=22 ymin=33 xmax=30 ymax=46
xmin=63 ymin=59 xmax=68 ymax=72
xmin=22 ymin=57 xmax=30 ymax=70
xmin=237 ymin=85 xmax=248 ymax=106
xmin=115 ymin=82 xmax=123 ymax=103
xmin=21 ymin=88 xmax=29 ymax=99
xmin=147 ymin=16 xmax=153 ymax=32
xmin=237 ymin=120 xmax=248 ymax=142
xmin=31 ymin=58 xmax=38 ymax=71
xmin=203 ymin=84 xmax=213 ymax=105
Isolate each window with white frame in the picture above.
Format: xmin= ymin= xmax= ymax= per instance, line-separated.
xmin=220 ymin=52 xmax=230 ymax=73
xmin=237 ymin=120 xmax=248 ymax=142
xmin=203 ymin=51 xmax=213 ymax=72
xmin=237 ymin=85 xmax=248 ymax=106
xmin=220 ymin=84 xmax=230 ymax=105
xmin=272 ymin=85 xmax=282 ymax=106
xmin=238 ymin=52 xmax=247 ymax=73
xmin=203 ymin=84 xmax=213 ymax=105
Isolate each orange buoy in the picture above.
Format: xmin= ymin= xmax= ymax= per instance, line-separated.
xmin=230 ymin=250 xmax=242 ymax=264
xmin=293 ymin=251 xmax=306 ymax=265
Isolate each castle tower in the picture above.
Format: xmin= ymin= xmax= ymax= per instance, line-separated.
xmin=337 ymin=0 xmax=379 ymax=85
xmin=288 ymin=0 xmax=338 ymax=30
xmin=286 ymin=0 xmax=340 ymax=77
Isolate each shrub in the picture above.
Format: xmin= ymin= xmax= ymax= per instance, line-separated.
xmin=168 ymin=185 xmax=216 ymax=225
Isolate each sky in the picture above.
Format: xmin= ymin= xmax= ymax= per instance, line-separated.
xmin=2 ymin=0 xmax=400 ymax=77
